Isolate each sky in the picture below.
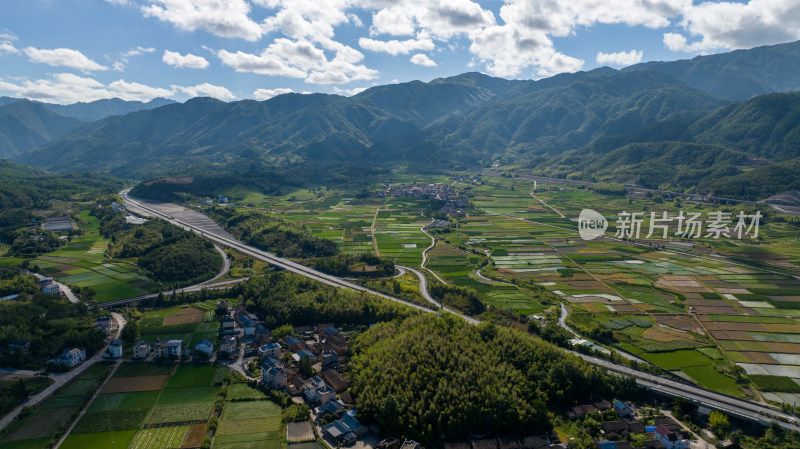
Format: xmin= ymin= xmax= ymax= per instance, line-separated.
xmin=1 ymin=0 xmax=799 ymax=104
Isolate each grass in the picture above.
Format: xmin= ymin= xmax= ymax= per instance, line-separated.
xmin=0 ymin=439 xmax=51 ymax=449
xmin=639 ymin=349 xmax=714 ymax=370
xmin=59 ymin=430 xmax=137 ymax=449
xmin=164 ymin=365 xmax=218 ymax=389
xmin=87 ymin=391 xmax=160 ymax=413
xmin=681 ymin=365 xmax=743 ymax=397
xmin=114 ymin=362 xmax=173 ymax=378
xmin=222 ymin=401 xmax=281 ymax=420
xmin=227 ymin=383 xmax=267 ymax=400
xmin=216 ymin=417 xmax=282 ymax=435
xmin=156 ymin=386 xmax=220 ymax=405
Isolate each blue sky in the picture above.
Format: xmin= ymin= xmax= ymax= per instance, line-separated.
xmin=1 ymin=0 xmax=798 ymax=104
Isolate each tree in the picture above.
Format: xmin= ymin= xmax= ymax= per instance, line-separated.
xmin=708 ymin=411 xmax=730 ymax=438
xmin=121 ymin=320 xmax=139 ymax=347
xmin=298 ymin=356 xmax=314 ymax=377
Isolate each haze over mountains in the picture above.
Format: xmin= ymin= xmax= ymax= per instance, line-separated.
xmin=4 ymin=40 xmax=800 ymax=200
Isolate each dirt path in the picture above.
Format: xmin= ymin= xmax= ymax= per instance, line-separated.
xmin=530 ymin=191 xmax=565 ymax=218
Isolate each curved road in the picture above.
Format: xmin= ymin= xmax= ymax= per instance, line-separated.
xmin=120 ymin=190 xmax=800 ymax=432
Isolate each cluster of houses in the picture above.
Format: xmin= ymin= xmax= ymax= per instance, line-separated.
xmin=375 ymin=183 xmax=470 ymax=217
xmin=129 ymin=338 xmax=214 ymax=361
xmin=201 ymin=195 xmax=231 ymax=206
xmin=568 ymin=398 xmax=691 ymax=449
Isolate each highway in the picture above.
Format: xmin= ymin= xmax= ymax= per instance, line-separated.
xmin=573 ymin=351 xmax=800 ymax=432
xmin=119 ymin=190 xmax=800 ymax=432
xmin=120 ymin=190 xmax=478 ymax=324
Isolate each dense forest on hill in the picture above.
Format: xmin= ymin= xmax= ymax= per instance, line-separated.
xmin=206 ymin=206 xmax=338 ymax=259
xmin=349 ymin=314 xmax=638 ymax=444
xmin=97 ymin=207 xmax=221 ymax=285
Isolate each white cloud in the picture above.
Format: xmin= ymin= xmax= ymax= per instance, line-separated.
xmin=108 ymin=79 xmax=174 ymax=101
xmin=163 ymin=50 xmax=210 ymax=68
xmin=359 ymin=35 xmax=435 ymax=55
xmin=174 ymin=82 xmax=235 ymax=100
xmin=218 ymin=37 xmax=378 ymax=84
xmin=0 ymin=29 xmax=17 ymax=41
xmin=0 ymin=41 xmax=19 ymax=55
xmin=410 ymin=53 xmax=437 ymax=66
xmin=253 ymin=87 xmax=295 ymax=100
xmin=332 ymin=86 xmax=368 ymax=96
xmin=596 ymin=49 xmax=643 ymax=66
xmin=664 ymin=0 xmax=800 ymax=53
xmin=0 ymin=73 xmax=234 ymax=104
xmin=142 ymin=0 xmax=263 ymax=41
xmin=113 ymin=46 xmax=157 ymax=71
xmin=23 ymin=47 xmax=108 ymax=71
xmin=368 ymin=0 xmax=496 ymax=39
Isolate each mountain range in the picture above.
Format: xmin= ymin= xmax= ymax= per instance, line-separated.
xmin=4 ymin=40 xmax=800 ymax=200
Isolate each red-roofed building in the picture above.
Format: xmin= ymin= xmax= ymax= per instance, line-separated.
xmin=654 ymin=425 xmax=689 ymax=449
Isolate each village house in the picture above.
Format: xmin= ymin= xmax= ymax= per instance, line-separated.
xmin=323 ymin=414 xmax=367 ymax=445
xmin=220 ymin=336 xmax=237 ymax=355
xmin=195 ymin=339 xmax=214 ymax=358
xmin=49 ymin=347 xmax=86 ymax=368
xmin=258 ymin=342 xmax=282 ymax=359
xmin=316 ymin=400 xmax=344 ymax=418
xmin=654 ymin=426 xmax=689 ymax=449
xmin=133 ymin=341 xmax=151 ymax=359
xmin=8 ymin=340 xmax=31 ymax=355
xmin=106 ymin=339 xmax=122 ymax=359
xmin=154 ymin=339 xmax=182 ymax=359
xmin=321 ymin=368 xmax=350 ymax=392
xmin=304 ymin=376 xmax=337 ymax=405
xmin=322 ymin=350 xmax=339 ymax=369
xmin=221 ymin=317 xmax=235 ymax=334
xmin=292 ymin=349 xmax=316 ymax=362
xmin=263 ymin=365 xmax=288 ymax=389
xmin=567 ymin=404 xmax=596 ymax=420
xmin=614 ymin=400 xmax=634 ymax=419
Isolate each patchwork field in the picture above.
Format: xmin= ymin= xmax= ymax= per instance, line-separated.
xmin=214 ymin=384 xmax=282 ymax=449
xmin=23 ymin=210 xmax=156 ymax=302
xmin=53 ymin=363 xmax=224 ymax=449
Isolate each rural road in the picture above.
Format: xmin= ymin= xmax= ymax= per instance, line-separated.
xmin=0 ymin=313 xmax=126 ymax=431
xmin=120 ymin=190 xmax=800 ymax=432
xmin=204 ymin=244 xmax=231 ymax=284
xmin=397 ymin=265 xmax=442 ymax=310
